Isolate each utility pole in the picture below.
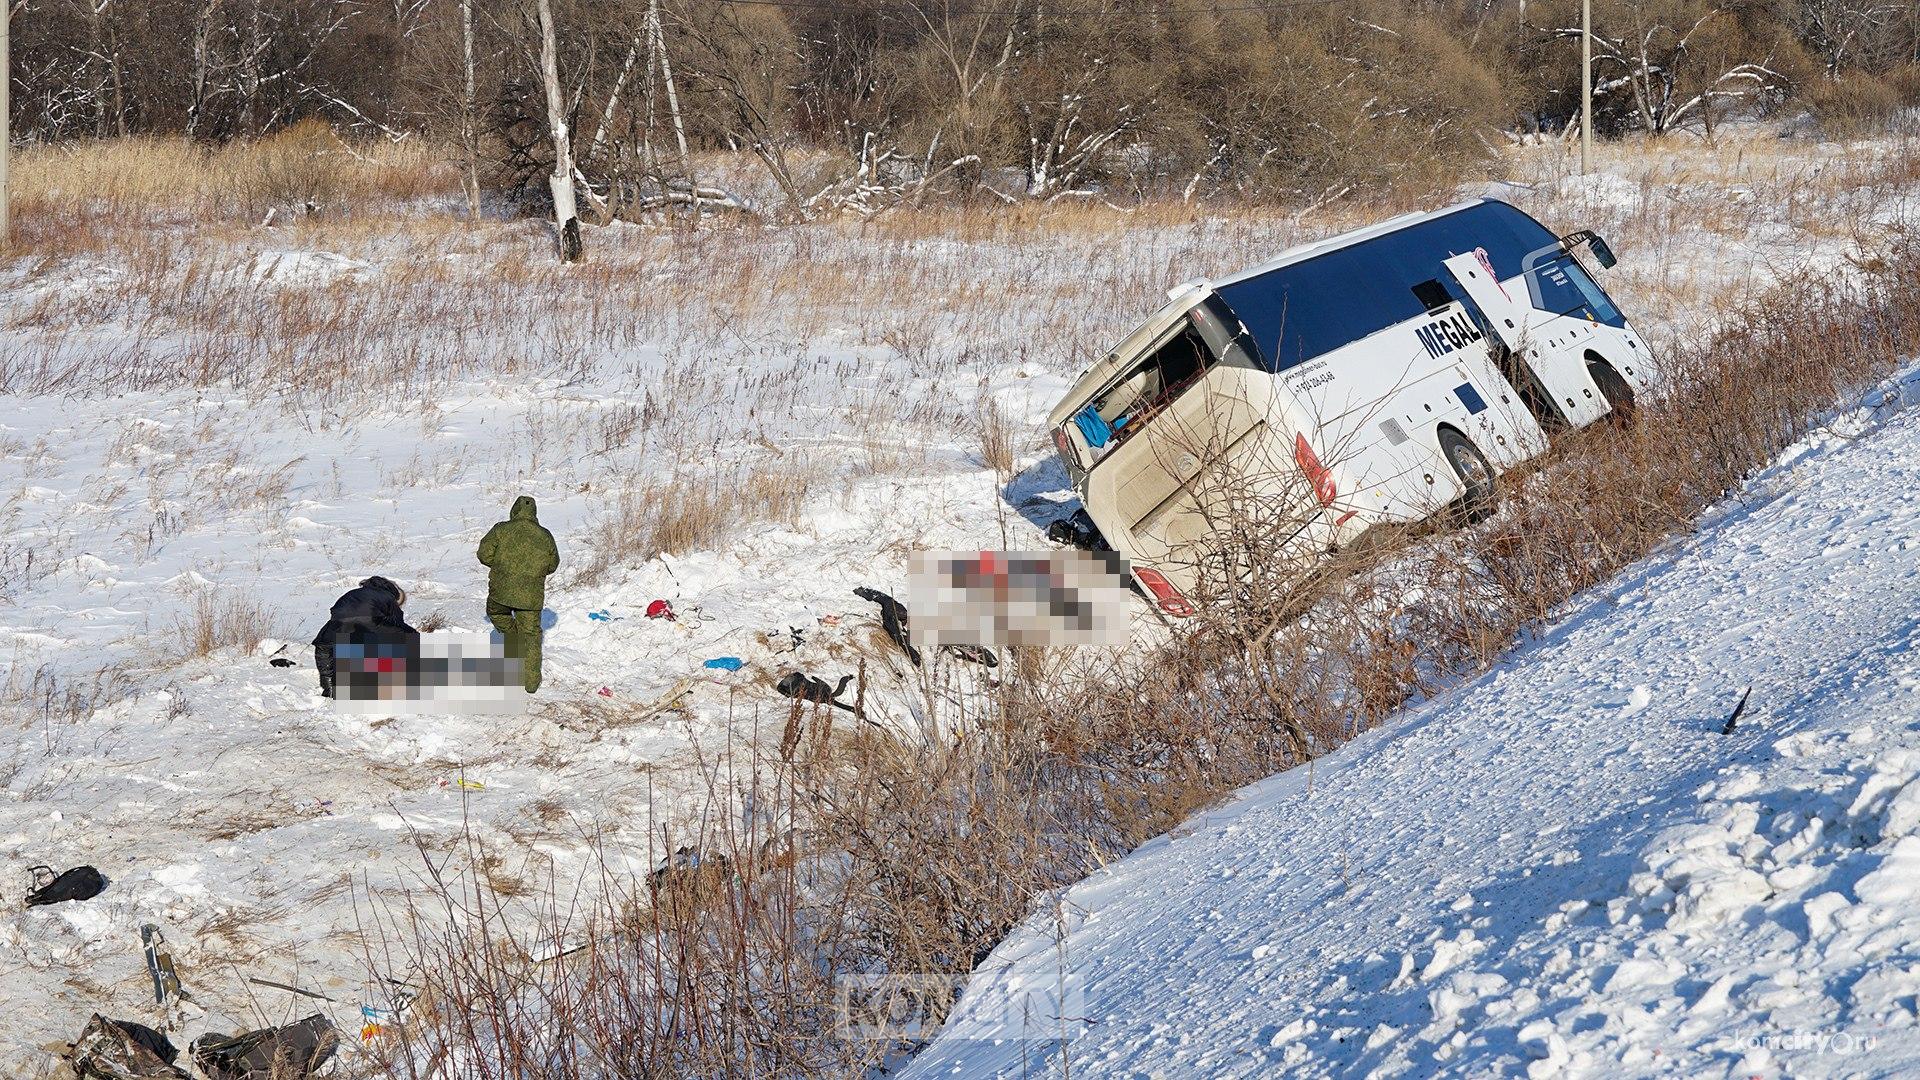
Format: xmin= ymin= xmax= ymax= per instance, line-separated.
xmin=1580 ymin=0 xmax=1592 ymax=175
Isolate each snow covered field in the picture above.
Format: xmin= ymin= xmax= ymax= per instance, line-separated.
xmin=908 ymin=361 xmax=1920 ymax=1078
xmin=0 ymin=130 xmax=1915 ymax=1072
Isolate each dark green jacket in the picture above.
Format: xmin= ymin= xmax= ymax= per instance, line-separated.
xmin=478 ymin=496 xmax=560 ymax=610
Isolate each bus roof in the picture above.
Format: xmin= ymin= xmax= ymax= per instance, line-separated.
xmin=1047 ymin=197 xmax=1558 ymax=428
xmin=1213 ymin=199 xmax=1487 ymax=288
xmin=1215 ymin=198 xmax=1563 ymax=372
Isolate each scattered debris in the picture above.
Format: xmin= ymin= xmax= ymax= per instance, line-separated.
xmin=189 ymin=1015 xmax=338 ymax=1080
xmin=703 ymin=656 xmax=744 ymax=671
xmin=644 ymin=599 xmax=676 ymax=620
xmin=945 ymin=643 xmax=999 ymax=667
xmin=244 ymin=977 xmax=334 ymax=1003
xmin=357 ymin=996 xmax=413 ymax=1041
xmin=852 ymin=585 xmax=999 ymax=667
xmin=652 ymin=847 xmax=716 ymax=881
xmin=625 ymin=677 xmax=697 ymax=725
xmin=817 ymin=613 xmax=842 ymax=627
xmin=26 ymin=864 xmax=107 ymax=906
xmin=357 ymin=980 xmax=421 ymax=1040
xmin=587 ymin=609 xmax=621 ymax=623
xmin=140 ymin=924 xmax=183 ymax=1007
xmin=1046 ymin=508 xmax=1111 ymax=551
xmin=853 ymin=586 xmax=920 ymax=665
xmin=597 ymin=686 xmax=614 ymax=697
xmin=66 ymin=1014 xmax=189 ymax=1080
xmin=1722 ymin=686 xmax=1752 ymax=735
xmin=649 ymin=846 xmax=733 ymax=914
xmin=776 ymin=671 xmax=858 ymax=714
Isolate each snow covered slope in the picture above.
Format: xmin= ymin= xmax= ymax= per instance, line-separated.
xmin=907 ymin=364 xmax=1920 ymax=1079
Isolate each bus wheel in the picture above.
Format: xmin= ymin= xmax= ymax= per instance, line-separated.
xmin=1588 ymin=360 xmax=1637 ymax=422
xmin=1438 ymin=428 xmax=1496 ymax=525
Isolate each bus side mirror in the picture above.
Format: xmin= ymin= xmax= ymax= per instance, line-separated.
xmin=1588 ymin=235 xmax=1618 ymax=269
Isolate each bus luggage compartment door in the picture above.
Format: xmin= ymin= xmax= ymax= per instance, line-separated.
xmin=1441 ymin=252 xmax=1609 ymax=428
xmin=1085 ymin=368 xmax=1278 ymax=581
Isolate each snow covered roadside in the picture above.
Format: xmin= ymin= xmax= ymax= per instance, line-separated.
xmin=0 ymin=381 xmax=1072 ymax=1072
xmin=1 ymin=131 xmax=1912 ymax=1073
xmin=907 ymin=362 xmax=1920 ymax=1079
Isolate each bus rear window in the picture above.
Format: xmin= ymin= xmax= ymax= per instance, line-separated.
xmin=1074 ymin=320 xmax=1215 ymax=453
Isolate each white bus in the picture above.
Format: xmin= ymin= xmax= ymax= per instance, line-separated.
xmin=1046 ymin=198 xmax=1653 ymax=616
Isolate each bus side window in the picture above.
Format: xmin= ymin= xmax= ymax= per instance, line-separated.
xmin=1190 ymin=295 xmax=1262 ymax=370
xmin=1411 ymin=279 xmax=1453 ymax=313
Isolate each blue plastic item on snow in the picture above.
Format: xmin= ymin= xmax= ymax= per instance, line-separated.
xmin=588 ymin=609 xmax=620 ymax=622
xmin=703 ymin=657 xmax=744 ymax=671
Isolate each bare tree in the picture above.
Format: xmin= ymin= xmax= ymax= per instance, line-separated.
xmin=76 ymin=0 xmax=124 ymax=136
xmin=669 ymin=0 xmax=806 ymax=216
xmin=1540 ymin=0 xmax=1793 ymax=134
xmin=461 ymin=0 xmax=481 ymax=216
xmin=185 ymin=0 xmax=222 ymax=136
xmin=1021 ymin=75 xmax=1146 ymax=200
xmin=1789 ymin=0 xmax=1913 ymax=74
xmin=535 ymin=0 xmax=583 ymax=260
xmin=903 ymin=0 xmax=1018 ymax=166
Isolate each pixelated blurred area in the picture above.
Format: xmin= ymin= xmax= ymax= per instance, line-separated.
xmin=332 ymin=632 xmax=527 ymax=715
xmin=907 ymin=549 xmax=1129 ymax=649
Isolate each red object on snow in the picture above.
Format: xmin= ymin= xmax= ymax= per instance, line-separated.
xmin=645 ymin=599 xmax=676 ymax=621
xmin=597 ymin=686 xmax=613 ymax=697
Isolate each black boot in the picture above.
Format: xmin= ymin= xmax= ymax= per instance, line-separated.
xmin=314 ymin=645 xmax=336 ymax=698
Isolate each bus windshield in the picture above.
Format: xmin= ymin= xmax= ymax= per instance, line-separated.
xmin=1520 ymin=246 xmax=1626 ymax=328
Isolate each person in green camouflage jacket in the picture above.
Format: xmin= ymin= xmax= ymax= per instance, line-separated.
xmin=478 ymin=495 xmax=560 ymax=692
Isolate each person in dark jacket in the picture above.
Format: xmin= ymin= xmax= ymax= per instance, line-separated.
xmin=478 ymin=496 xmax=560 ymax=692
xmin=311 ymin=576 xmax=417 ymax=698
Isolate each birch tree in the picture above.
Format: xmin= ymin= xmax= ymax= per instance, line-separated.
xmin=460 ymin=0 xmax=481 ymax=216
xmin=186 ymin=0 xmax=223 ymax=136
xmin=534 ymin=0 xmax=583 ymax=261
xmin=77 ymin=0 xmax=124 ymax=137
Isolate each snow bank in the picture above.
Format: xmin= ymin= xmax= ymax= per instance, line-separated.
xmin=908 ymin=363 xmax=1920 ymax=1079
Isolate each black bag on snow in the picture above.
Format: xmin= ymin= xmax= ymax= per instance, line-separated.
xmin=189 ymin=1014 xmax=339 ymax=1080
xmin=26 ymin=864 xmax=107 ymax=906
xmin=67 ymin=1014 xmax=190 ymax=1080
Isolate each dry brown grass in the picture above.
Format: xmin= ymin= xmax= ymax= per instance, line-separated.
xmin=0 ymin=661 xmax=138 ymax=736
xmin=172 ymin=586 xmax=279 ymax=660
xmin=974 ymin=393 xmax=1017 ymax=476
xmin=574 ymin=461 xmax=818 ymax=585
xmin=9 ymin=126 xmax=455 ymax=254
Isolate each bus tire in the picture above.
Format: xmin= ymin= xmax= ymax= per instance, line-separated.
xmin=1437 ymin=427 xmax=1496 ymax=525
xmin=1588 ymin=358 xmax=1637 ymax=422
